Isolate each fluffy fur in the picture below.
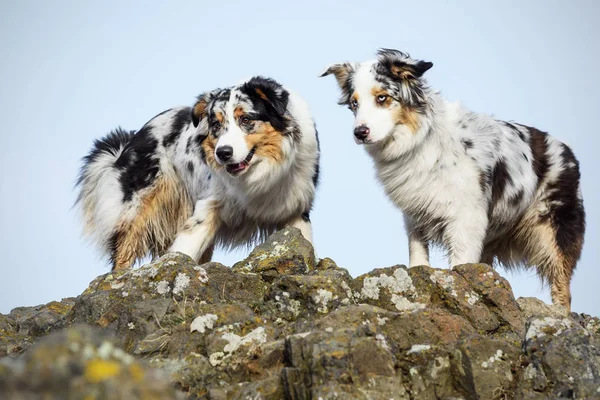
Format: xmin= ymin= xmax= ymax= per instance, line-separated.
xmin=321 ymin=48 xmax=585 ymax=310
xmin=76 ymin=76 xmax=320 ymax=270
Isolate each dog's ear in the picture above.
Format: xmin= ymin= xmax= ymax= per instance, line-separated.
xmin=320 ymin=63 xmax=355 ymax=105
xmin=243 ymin=76 xmax=290 ymax=131
xmin=376 ymin=48 xmax=433 ymax=80
xmin=191 ymin=92 xmax=213 ymax=128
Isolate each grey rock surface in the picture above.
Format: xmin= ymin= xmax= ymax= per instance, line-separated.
xmin=1 ymin=227 xmax=598 ymax=399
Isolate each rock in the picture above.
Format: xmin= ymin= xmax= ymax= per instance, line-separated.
xmin=0 ymin=325 xmax=179 ymax=399
xmin=518 ymin=296 xmax=570 ymax=320
xmin=518 ymin=316 xmax=600 ymax=399
xmin=232 ymin=227 xmax=316 ymax=278
xmin=1 ymin=228 xmax=599 ymax=399
xmin=0 ymin=297 xmax=76 ymax=357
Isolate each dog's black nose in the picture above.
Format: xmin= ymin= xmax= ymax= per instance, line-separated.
xmin=216 ymin=145 xmax=233 ymax=162
xmin=354 ymin=125 xmax=370 ymax=140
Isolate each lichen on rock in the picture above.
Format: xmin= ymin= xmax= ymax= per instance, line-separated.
xmin=1 ymin=227 xmax=599 ymax=399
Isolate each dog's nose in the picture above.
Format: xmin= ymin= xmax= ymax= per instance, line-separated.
xmin=216 ymin=145 xmax=233 ymax=162
xmin=354 ymin=125 xmax=370 ymax=140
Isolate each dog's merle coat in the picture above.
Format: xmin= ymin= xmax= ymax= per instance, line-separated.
xmin=76 ymin=76 xmax=320 ymax=270
xmin=322 ymin=49 xmax=585 ymax=310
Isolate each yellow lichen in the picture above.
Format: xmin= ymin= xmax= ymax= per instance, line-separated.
xmin=84 ymin=359 xmax=121 ymax=383
xmin=128 ymin=363 xmax=145 ymax=382
xmin=46 ymin=301 xmax=72 ymax=315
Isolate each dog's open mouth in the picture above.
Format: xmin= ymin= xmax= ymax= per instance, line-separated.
xmin=225 ymin=147 xmax=256 ymax=175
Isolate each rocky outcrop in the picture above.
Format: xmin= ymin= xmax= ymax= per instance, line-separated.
xmin=1 ymin=227 xmax=599 ymax=399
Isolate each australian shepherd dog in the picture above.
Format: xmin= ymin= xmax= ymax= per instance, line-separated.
xmin=76 ymin=76 xmax=320 ymax=271
xmin=321 ymin=49 xmax=584 ymax=310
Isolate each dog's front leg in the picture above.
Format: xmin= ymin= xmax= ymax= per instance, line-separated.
xmin=445 ymin=209 xmax=487 ymax=267
xmin=289 ymin=212 xmax=314 ymax=244
xmin=404 ymin=215 xmax=430 ymax=267
xmin=168 ymin=198 xmax=221 ymax=262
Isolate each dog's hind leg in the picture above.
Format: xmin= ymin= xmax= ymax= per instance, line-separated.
xmin=111 ymin=171 xmax=192 ymax=271
xmin=520 ymin=220 xmax=574 ymax=310
xmin=521 ymin=143 xmax=585 ymax=310
xmin=169 ymin=198 xmax=221 ymax=262
xmin=521 ymin=210 xmax=584 ymax=310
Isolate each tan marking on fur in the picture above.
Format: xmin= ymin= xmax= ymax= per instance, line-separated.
xmin=112 ymin=168 xmax=192 ymax=271
xmin=245 ymin=121 xmax=284 ymax=163
xmin=193 ymin=98 xmax=209 ymax=122
xmin=328 ymin=65 xmax=352 ymax=89
xmin=234 ymin=106 xmax=245 ymax=119
xmin=201 ymin=135 xmax=219 ymax=170
xmin=488 ymin=205 xmax=575 ymax=310
xmin=521 ymin=221 xmax=572 ymax=310
xmin=394 ymin=106 xmax=420 ymax=133
xmin=255 ymin=88 xmax=269 ymax=101
xmin=215 ymin=111 xmax=224 ymax=124
xmin=391 ymin=65 xmax=415 ymax=80
xmin=371 ymin=87 xmax=393 ymax=108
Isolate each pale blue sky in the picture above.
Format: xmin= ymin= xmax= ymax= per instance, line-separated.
xmin=1 ymin=1 xmax=598 ymax=315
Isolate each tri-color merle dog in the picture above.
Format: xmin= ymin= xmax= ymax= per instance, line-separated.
xmin=322 ymin=49 xmax=585 ymax=310
xmin=76 ymin=76 xmax=320 ymax=271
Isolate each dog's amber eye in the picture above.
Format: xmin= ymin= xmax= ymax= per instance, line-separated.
xmin=376 ymin=95 xmax=388 ymax=104
xmin=239 ymin=115 xmax=251 ymax=126
xmin=351 ymin=99 xmax=358 ymax=109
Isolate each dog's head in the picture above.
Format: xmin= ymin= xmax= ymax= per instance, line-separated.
xmin=321 ymin=49 xmax=433 ymax=145
xmin=191 ymin=76 xmax=294 ymax=179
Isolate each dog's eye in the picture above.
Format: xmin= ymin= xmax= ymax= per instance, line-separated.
xmin=376 ymin=95 xmax=388 ymax=104
xmin=239 ymin=115 xmax=251 ymax=126
xmin=350 ymin=99 xmax=358 ymax=109
xmin=211 ymin=121 xmax=221 ymax=131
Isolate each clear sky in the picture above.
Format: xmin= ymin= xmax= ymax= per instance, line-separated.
xmin=1 ymin=0 xmax=598 ymax=316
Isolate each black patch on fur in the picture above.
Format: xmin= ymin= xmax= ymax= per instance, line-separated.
xmin=546 ymin=144 xmax=585 ymax=262
xmin=186 ymin=137 xmax=193 ymax=153
xmin=461 ymin=139 xmax=473 ymax=151
xmin=118 ymin=124 xmax=160 ymax=202
xmin=312 ymin=126 xmax=321 ymax=188
xmin=490 ymin=160 xmax=512 ymax=211
xmin=501 ymin=121 xmax=526 ymax=142
xmin=301 ymin=212 xmax=311 ymax=222
xmin=374 ymin=49 xmax=432 ymax=110
xmin=508 ymin=189 xmax=524 ymax=206
xmin=187 ymin=161 xmax=194 ymax=174
xmin=241 ymin=76 xmax=290 ymax=132
xmin=479 ymin=166 xmax=493 ymax=195
xmin=107 ymin=231 xmax=120 ymax=270
xmin=526 ymin=126 xmax=549 ymax=186
xmin=312 ymin=163 xmax=320 ymax=188
xmin=194 ymin=134 xmax=207 ymax=162
xmin=163 ymin=107 xmax=191 ymax=148
xmin=77 ymin=128 xmax=135 ymax=185
xmin=214 ymin=88 xmax=231 ymax=103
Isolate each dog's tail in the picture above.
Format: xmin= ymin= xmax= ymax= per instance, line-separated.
xmin=75 ymin=127 xmax=134 ymax=254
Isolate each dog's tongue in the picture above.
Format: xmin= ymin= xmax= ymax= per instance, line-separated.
xmin=228 ymin=162 xmax=247 ymax=173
